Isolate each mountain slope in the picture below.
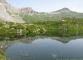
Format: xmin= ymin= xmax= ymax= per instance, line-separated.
xmin=51 ymin=8 xmax=71 ymax=14
xmin=0 ymin=0 xmax=83 ymax=23
xmin=20 ymin=7 xmax=83 ymax=22
xmin=21 ymin=9 xmax=83 ymax=22
xmin=0 ymin=0 xmax=24 ymax=23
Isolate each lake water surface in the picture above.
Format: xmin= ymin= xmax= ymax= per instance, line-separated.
xmin=3 ymin=36 xmax=83 ymax=60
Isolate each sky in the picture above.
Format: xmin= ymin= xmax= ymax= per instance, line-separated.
xmin=6 ymin=0 xmax=83 ymax=12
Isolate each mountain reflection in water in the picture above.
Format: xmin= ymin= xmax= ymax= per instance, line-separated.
xmin=0 ymin=36 xmax=83 ymax=60
xmin=0 ymin=36 xmax=83 ymax=51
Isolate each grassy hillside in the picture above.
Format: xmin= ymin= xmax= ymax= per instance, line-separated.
xmin=20 ymin=12 xmax=83 ymax=22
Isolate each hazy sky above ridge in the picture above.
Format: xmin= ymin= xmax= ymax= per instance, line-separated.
xmin=6 ymin=0 xmax=83 ymax=12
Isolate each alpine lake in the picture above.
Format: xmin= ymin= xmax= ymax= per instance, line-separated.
xmin=1 ymin=18 xmax=83 ymax=60
xmin=0 ymin=34 xmax=83 ymax=60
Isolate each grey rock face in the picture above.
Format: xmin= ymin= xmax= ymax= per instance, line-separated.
xmin=51 ymin=8 xmax=71 ymax=14
xmin=56 ymin=8 xmax=71 ymax=12
xmin=20 ymin=7 xmax=38 ymax=15
xmin=0 ymin=0 xmax=6 ymax=3
xmin=0 ymin=0 xmax=24 ymax=23
xmin=0 ymin=0 xmax=39 ymax=23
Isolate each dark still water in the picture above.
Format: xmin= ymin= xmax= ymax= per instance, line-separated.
xmin=3 ymin=36 xmax=83 ymax=60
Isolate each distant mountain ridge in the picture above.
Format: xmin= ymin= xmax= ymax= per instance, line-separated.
xmin=0 ymin=0 xmax=83 ymax=23
xmin=51 ymin=8 xmax=71 ymax=14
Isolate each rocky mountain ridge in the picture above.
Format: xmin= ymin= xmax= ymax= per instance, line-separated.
xmin=0 ymin=0 xmax=83 ymax=23
xmin=51 ymin=8 xmax=71 ymax=14
xmin=0 ymin=0 xmax=25 ymax=23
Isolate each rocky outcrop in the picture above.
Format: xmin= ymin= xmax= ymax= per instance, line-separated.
xmin=51 ymin=8 xmax=71 ymax=14
xmin=0 ymin=0 xmax=24 ymax=23
xmin=0 ymin=0 xmax=7 ymax=3
xmin=20 ymin=7 xmax=38 ymax=15
xmin=0 ymin=0 xmax=39 ymax=22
